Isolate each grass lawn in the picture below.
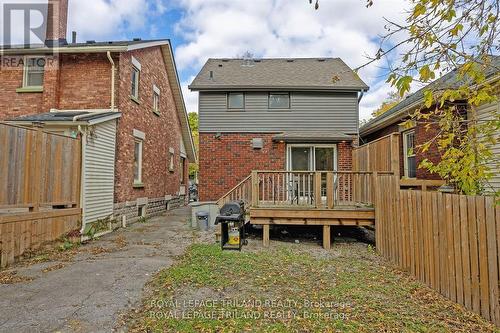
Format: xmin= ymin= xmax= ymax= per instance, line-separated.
xmin=128 ymin=241 xmax=499 ymax=333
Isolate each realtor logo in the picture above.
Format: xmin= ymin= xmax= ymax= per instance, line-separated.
xmin=2 ymin=3 xmax=48 ymax=48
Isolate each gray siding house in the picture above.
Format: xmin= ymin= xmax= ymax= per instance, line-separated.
xmin=189 ymin=58 xmax=369 ymax=201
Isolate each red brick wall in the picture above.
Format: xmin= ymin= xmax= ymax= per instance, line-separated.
xmin=199 ymin=133 xmax=286 ymax=201
xmin=114 ymin=47 xmax=187 ymax=203
xmin=0 ymin=48 xmax=188 ymax=204
xmin=0 ymin=54 xmax=111 ymax=120
xmin=414 ymin=121 xmax=442 ymax=180
xmin=361 ymin=119 xmax=442 ymax=179
xmin=198 ymin=133 xmax=355 ymax=202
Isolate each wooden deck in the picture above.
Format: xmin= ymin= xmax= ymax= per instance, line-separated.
xmin=218 ymin=170 xmax=390 ymax=249
xmin=250 ymin=206 xmax=375 ymax=249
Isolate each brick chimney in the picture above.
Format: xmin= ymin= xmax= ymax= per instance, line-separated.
xmin=45 ymin=0 xmax=69 ymax=46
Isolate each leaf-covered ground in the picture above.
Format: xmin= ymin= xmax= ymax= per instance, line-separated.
xmin=128 ymin=241 xmax=499 ymax=333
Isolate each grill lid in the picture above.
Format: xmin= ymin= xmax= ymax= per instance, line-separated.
xmin=220 ymin=201 xmax=245 ymax=216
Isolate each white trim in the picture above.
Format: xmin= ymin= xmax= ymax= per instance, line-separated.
xmin=153 ymin=84 xmax=161 ymax=95
xmin=22 ymin=56 xmax=44 ymax=88
xmin=131 ymin=56 xmax=142 ymax=71
xmin=402 ymin=130 xmax=416 ymax=178
xmin=286 ymin=144 xmax=338 ymax=172
xmin=134 ymin=139 xmax=143 ymax=184
xmin=133 ymin=129 xmax=146 ymax=140
xmin=169 ymin=147 xmax=175 ymax=154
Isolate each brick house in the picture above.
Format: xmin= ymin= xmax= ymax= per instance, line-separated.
xmin=360 ymin=57 xmax=499 ymax=191
xmin=0 ymin=0 xmax=196 ymax=231
xmin=189 ymin=58 xmax=368 ymax=202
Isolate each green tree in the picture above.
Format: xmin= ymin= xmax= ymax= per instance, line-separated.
xmin=188 ymin=112 xmax=199 ymax=179
xmin=311 ymin=0 xmax=499 ymax=196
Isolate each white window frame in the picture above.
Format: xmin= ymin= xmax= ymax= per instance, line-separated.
xmin=227 ymin=92 xmax=245 ymax=110
xmin=269 ymin=92 xmax=290 ymax=109
xmin=403 ymin=130 xmax=416 ymax=178
xmin=169 ymin=147 xmax=175 ymax=172
xmin=153 ymin=85 xmax=160 ymax=114
xmin=286 ymin=144 xmax=338 ymax=172
xmin=23 ymin=56 xmax=45 ymax=88
xmin=133 ymin=139 xmax=143 ymax=185
xmin=131 ymin=57 xmax=141 ymax=101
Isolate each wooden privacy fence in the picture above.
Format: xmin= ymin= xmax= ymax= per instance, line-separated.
xmin=375 ymin=174 xmax=500 ymax=326
xmin=0 ymin=123 xmax=82 ymax=267
xmin=353 ymin=133 xmax=400 ymax=174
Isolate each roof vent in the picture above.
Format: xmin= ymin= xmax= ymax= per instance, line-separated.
xmin=287 ymin=59 xmax=294 ymax=62
xmin=317 ymin=59 xmax=326 ymax=62
xmin=209 ymin=71 xmax=214 ymax=80
xmin=133 ymin=38 xmax=142 ymax=41
xmin=254 ymin=59 xmax=261 ymax=63
xmin=86 ymin=40 xmax=96 ymax=44
xmin=222 ymin=59 xmax=230 ymax=62
xmin=218 ymin=64 xmax=223 ymax=67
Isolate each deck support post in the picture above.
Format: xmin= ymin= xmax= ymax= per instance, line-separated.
xmin=263 ymin=224 xmax=270 ymax=247
xmin=323 ymin=225 xmax=331 ymax=250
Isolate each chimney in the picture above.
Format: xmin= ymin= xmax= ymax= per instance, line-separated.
xmin=71 ymin=31 xmax=77 ymax=44
xmin=45 ymin=0 xmax=69 ymax=46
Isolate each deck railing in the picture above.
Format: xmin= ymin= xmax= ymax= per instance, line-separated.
xmin=251 ymin=171 xmax=390 ymax=209
xmin=216 ymin=175 xmax=252 ymax=208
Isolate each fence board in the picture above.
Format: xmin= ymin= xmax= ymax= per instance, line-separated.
xmin=375 ymin=179 xmax=500 ymax=326
xmin=0 ymin=123 xmax=82 ymax=268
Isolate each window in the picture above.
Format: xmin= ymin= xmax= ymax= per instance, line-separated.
xmin=169 ymin=148 xmax=175 ymax=172
xmin=403 ymin=130 xmax=416 ymax=178
xmin=153 ymin=85 xmax=160 ymax=114
xmin=133 ymin=139 xmax=143 ymax=185
xmin=131 ymin=66 xmax=140 ymax=100
xmin=227 ymin=93 xmax=244 ymax=109
xmin=23 ymin=57 xmax=45 ymax=87
xmin=269 ymin=93 xmax=290 ymax=109
xmin=180 ymin=157 xmax=186 ymax=184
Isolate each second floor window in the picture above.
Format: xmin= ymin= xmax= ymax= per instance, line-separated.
xmin=269 ymin=93 xmax=290 ymax=109
xmin=23 ymin=57 xmax=45 ymax=88
xmin=228 ymin=93 xmax=244 ymax=109
xmin=131 ymin=66 xmax=140 ymax=100
xmin=153 ymin=85 xmax=160 ymax=114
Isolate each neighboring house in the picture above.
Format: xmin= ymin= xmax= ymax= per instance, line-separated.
xmin=189 ymin=58 xmax=369 ymax=202
xmin=360 ymin=56 xmax=499 ymax=191
xmin=0 ymin=0 xmax=196 ymax=231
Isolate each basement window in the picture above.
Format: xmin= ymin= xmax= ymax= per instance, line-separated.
xmin=23 ymin=57 xmax=45 ymax=88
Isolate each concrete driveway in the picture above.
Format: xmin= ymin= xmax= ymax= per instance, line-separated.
xmin=0 ymin=206 xmax=196 ymax=333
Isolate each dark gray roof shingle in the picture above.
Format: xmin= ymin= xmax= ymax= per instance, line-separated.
xmin=189 ymin=58 xmax=369 ymax=91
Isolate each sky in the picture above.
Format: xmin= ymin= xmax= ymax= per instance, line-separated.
xmin=0 ymin=0 xmax=412 ymax=120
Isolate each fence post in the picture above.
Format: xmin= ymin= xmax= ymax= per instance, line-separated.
xmin=315 ymin=172 xmax=322 ymax=208
xmin=251 ymin=171 xmax=259 ymax=208
xmin=326 ymin=172 xmax=334 ymax=209
xmin=390 ymin=134 xmax=400 ymax=178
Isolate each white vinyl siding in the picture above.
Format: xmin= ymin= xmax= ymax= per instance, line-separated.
xmin=82 ymin=120 xmax=117 ymax=225
xmin=476 ymin=101 xmax=500 ymax=192
xmin=199 ymin=91 xmax=358 ymax=133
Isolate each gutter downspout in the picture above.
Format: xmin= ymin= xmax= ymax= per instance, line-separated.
xmin=107 ymin=51 xmax=116 ymax=111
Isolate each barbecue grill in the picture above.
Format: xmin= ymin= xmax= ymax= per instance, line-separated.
xmin=215 ymin=201 xmax=248 ymax=251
